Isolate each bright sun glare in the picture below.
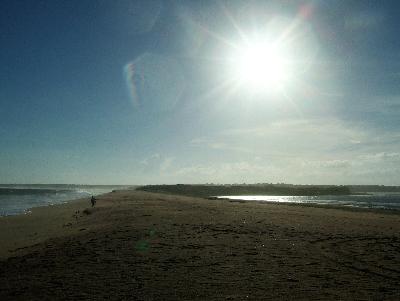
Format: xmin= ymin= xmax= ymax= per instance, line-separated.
xmin=233 ymin=41 xmax=290 ymax=92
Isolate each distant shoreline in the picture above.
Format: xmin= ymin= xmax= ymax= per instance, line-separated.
xmin=136 ymin=183 xmax=400 ymax=196
xmin=136 ymin=184 xmax=353 ymax=197
xmin=216 ymin=196 xmax=400 ymax=215
xmin=136 ymin=185 xmax=400 ymax=212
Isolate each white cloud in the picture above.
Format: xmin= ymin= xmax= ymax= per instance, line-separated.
xmin=173 ymin=161 xmax=271 ymax=184
xmin=140 ymin=153 xmax=161 ymax=165
xmin=192 ymin=118 xmax=369 ymax=157
xmin=359 ymin=152 xmax=400 ymax=162
xmin=183 ymin=117 xmax=400 ymax=185
xmin=160 ymin=157 xmax=175 ymax=172
xmin=302 ymin=159 xmax=352 ymax=169
xmin=139 ymin=153 xmax=174 ymax=174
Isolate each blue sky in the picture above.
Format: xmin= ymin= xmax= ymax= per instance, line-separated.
xmin=1 ymin=0 xmax=400 ymax=185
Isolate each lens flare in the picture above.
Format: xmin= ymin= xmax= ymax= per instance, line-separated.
xmin=124 ymin=54 xmax=185 ymax=112
xmin=124 ymin=62 xmax=139 ymax=107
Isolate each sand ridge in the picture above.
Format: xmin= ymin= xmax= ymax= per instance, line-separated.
xmin=0 ymin=190 xmax=399 ymax=300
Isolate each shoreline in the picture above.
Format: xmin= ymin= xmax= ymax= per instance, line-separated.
xmin=1 ymin=190 xmax=399 ymax=299
xmin=0 ymin=188 xmax=117 ymax=218
xmin=0 ymin=191 xmax=116 ymax=259
xmin=2 ymin=190 xmax=399 ymax=220
xmin=218 ymin=197 xmax=400 ymax=215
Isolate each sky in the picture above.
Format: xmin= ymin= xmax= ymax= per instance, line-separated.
xmin=1 ymin=0 xmax=400 ymax=185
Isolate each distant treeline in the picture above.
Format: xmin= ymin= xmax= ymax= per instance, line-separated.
xmin=136 ymin=184 xmax=351 ymax=197
xmin=348 ymin=185 xmax=400 ymax=193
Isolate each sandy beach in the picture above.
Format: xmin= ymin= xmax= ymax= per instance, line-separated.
xmin=1 ymin=190 xmax=399 ymax=300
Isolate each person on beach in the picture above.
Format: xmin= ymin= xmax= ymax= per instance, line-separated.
xmin=90 ymin=195 xmax=96 ymax=207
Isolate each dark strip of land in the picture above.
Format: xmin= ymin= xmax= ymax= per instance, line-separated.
xmin=136 ymin=184 xmax=352 ymax=197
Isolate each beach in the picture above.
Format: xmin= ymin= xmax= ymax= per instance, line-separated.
xmin=1 ymin=190 xmax=399 ymax=300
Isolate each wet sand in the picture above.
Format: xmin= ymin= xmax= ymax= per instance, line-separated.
xmin=0 ymin=190 xmax=399 ymax=300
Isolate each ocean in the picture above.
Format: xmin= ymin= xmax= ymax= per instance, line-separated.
xmin=0 ymin=184 xmax=130 ymax=216
xmin=218 ymin=193 xmax=400 ymax=211
xmin=2 ymin=185 xmax=400 ymax=216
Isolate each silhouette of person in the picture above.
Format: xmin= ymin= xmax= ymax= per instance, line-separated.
xmin=91 ymin=195 xmax=96 ymax=207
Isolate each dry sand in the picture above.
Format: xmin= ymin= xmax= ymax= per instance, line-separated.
xmin=0 ymin=190 xmax=399 ymax=300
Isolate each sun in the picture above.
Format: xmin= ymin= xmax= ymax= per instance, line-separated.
xmin=208 ymin=15 xmax=309 ymax=98
xmin=231 ymin=40 xmax=291 ymax=93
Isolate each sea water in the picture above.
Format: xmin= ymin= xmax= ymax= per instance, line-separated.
xmin=0 ymin=184 xmax=128 ymax=216
xmin=218 ymin=193 xmax=400 ymax=211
